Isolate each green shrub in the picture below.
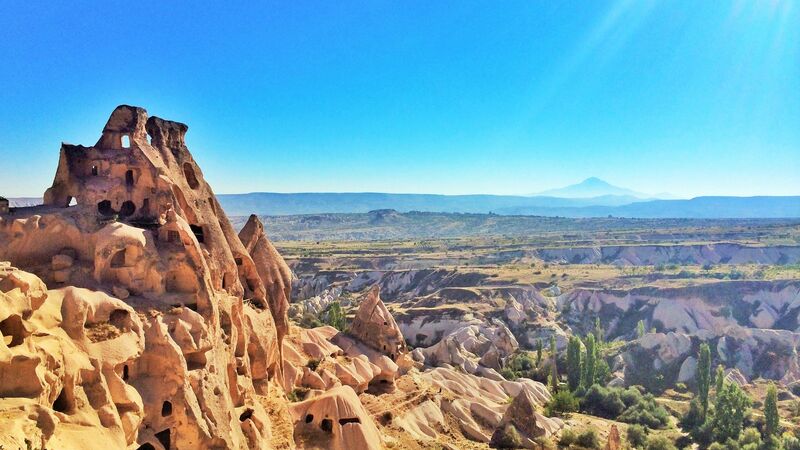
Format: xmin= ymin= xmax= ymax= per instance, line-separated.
xmin=545 ymin=390 xmax=579 ymax=416
xmin=579 ymin=384 xmax=669 ymax=429
xmin=492 ymin=423 xmax=523 ymax=448
xmin=626 ymin=424 xmax=648 ymax=448
xmin=575 ymin=429 xmax=600 ymax=449
xmin=644 ymin=435 xmax=677 ymax=450
xmin=559 ymin=429 xmax=577 ymax=447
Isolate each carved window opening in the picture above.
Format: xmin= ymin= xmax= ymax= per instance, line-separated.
xmin=190 ymin=224 xmax=205 ymax=243
xmin=137 ymin=444 xmax=155 ymax=450
xmin=320 ymin=418 xmax=333 ymax=433
xmin=305 ymin=414 xmax=314 ymax=424
xmin=239 ymin=408 xmax=254 ymax=422
xmin=234 ymin=257 xmax=243 ymax=266
xmin=154 ymin=429 xmax=170 ymax=450
xmin=339 ymin=418 xmax=361 ymax=426
xmin=122 ymin=364 xmax=129 ymax=381
xmin=67 ymin=197 xmax=77 ymax=207
xmin=183 ymin=163 xmax=200 ymax=189
xmin=98 ymin=200 xmax=114 ymax=216
xmin=161 ymin=401 xmax=172 ymax=417
xmin=125 ymin=170 xmax=134 ymax=187
xmin=110 ymin=249 xmax=126 ymax=268
xmin=121 ymin=135 xmax=130 ymax=148
xmin=91 ymin=165 xmax=98 ymax=176
xmin=120 ymin=201 xmax=136 ymax=218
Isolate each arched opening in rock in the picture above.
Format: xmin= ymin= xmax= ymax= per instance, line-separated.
xmin=137 ymin=444 xmax=155 ymax=450
xmin=122 ymin=364 xmax=129 ymax=381
xmin=239 ymin=408 xmax=254 ymax=422
xmin=121 ymin=135 xmax=130 ymax=148
xmin=110 ymin=249 xmax=126 ymax=268
xmin=98 ymin=200 xmax=115 ymax=216
xmin=161 ymin=401 xmax=172 ymax=417
xmin=125 ymin=170 xmax=135 ymax=187
xmin=183 ymin=163 xmax=199 ymax=189
xmin=320 ymin=418 xmax=333 ymax=433
xmin=91 ymin=165 xmax=99 ymax=176
xmin=109 ymin=309 xmax=130 ymax=330
xmin=339 ymin=417 xmax=361 ymax=426
xmin=120 ymin=201 xmax=136 ymax=218
xmin=154 ymin=429 xmax=170 ymax=450
xmin=0 ymin=315 xmax=27 ymax=347
xmin=52 ymin=387 xmax=72 ymax=413
xmin=190 ymin=224 xmax=205 ymax=243
xmin=305 ymin=414 xmax=314 ymax=424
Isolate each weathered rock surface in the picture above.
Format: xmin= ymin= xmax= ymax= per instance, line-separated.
xmin=0 ymin=107 xmax=289 ymax=450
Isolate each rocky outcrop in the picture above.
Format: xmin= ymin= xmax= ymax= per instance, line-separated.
xmin=239 ymin=214 xmax=292 ymax=344
xmin=418 ymin=320 xmax=518 ymax=375
xmin=349 ymin=286 xmax=407 ymax=360
xmin=0 ymin=107 xmax=288 ymax=450
xmin=291 ymin=385 xmax=383 ymax=450
xmin=489 ymin=388 xmax=559 ymax=448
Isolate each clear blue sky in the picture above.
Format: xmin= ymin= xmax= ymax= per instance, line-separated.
xmin=1 ymin=1 xmax=798 ymax=198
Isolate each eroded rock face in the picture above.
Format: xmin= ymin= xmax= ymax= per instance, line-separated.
xmin=349 ymin=286 xmax=407 ymax=360
xmin=239 ymin=214 xmax=292 ymax=345
xmin=291 ymin=385 xmax=383 ymax=450
xmin=0 ymin=106 xmax=288 ymax=450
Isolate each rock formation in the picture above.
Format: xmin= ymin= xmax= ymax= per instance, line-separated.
xmin=239 ymin=214 xmax=292 ymax=345
xmin=349 ymin=286 xmax=407 ymax=360
xmin=0 ymin=106 xmax=288 ymax=450
xmin=605 ymin=425 xmax=621 ymax=450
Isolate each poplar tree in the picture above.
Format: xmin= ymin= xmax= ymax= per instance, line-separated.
xmin=566 ymin=336 xmax=582 ymax=391
xmin=715 ymin=364 xmax=725 ymax=397
xmin=765 ymin=383 xmax=780 ymax=438
xmin=549 ymin=335 xmax=558 ymax=392
xmin=582 ymin=334 xmax=597 ymax=387
xmin=696 ymin=343 xmax=712 ymax=416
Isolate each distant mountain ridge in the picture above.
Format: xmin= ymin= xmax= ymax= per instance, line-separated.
xmin=533 ymin=177 xmax=663 ymax=199
xmin=7 ymin=193 xmax=798 ymax=219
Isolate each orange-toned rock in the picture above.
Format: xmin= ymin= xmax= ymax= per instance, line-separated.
xmin=291 ymin=385 xmax=383 ymax=450
xmin=349 ymin=286 xmax=407 ymax=360
xmin=239 ymin=214 xmax=292 ymax=344
xmin=0 ymin=106 xmax=286 ymax=450
xmin=606 ymin=425 xmax=621 ymax=450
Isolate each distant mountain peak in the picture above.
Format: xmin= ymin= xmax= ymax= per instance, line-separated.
xmin=533 ymin=177 xmax=654 ymax=199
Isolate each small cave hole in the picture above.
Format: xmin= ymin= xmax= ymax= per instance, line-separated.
xmin=239 ymin=408 xmax=254 ymax=422
xmin=109 ymin=309 xmax=130 ymax=330
xmin=98 ymin=200 xmax=115 ymax=216
xmin=52 ymin=387 xmax=72 ymax=413
xmin=137 ymin=444 xmax=155 ymax=450
xmin=339 ymin=417 xmax=361 ymax=426
xmin=305 ymin=414 xmax=314 ymax=424
xmin=120 ymin=200 xmax=136 ymax=218
xmin=320 ymin=418 xmax=333 ymax=433
xmin=154 ymin=429 xmax=171 ymax=450
xmin=121 ymin=135 xmax=131 ymax=148
xmin=122 ymin=365 xmax=129 ymax=381
xmin=125 ymin=170 xmax=135 ymax=187
xmin=110 ymin=249 xmax=127 ymax=268
xmin=190 ymin=224 xmax=205 ymax=243
xmin=161 ymin=400 xmax=172 ymax=417
xmin=0 ymin=316 xmax=26 ymax=347
xmin=183 ymin=163 xmax=200 ymax=189
xmin=91 ymin=165 xmax=98 ymax=176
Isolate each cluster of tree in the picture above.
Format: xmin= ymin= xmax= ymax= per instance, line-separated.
xmin=681 ymin=343 xmax=793 ymax=449
xmin=297 ymin=301 xmax=347 ymax=331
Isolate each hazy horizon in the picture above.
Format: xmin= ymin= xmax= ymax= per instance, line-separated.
xmin=1 ymin=1 xmax=798 ymax=198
